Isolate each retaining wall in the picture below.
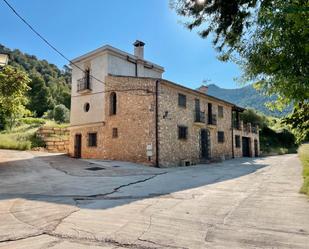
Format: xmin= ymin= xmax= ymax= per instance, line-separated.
xmin=37 ymin=127 xmax=69 ymax=153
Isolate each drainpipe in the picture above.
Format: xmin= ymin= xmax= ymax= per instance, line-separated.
xmin=155 ymin=80 xmax=160 ymax=167
xmin=231 ymin=110 xmax=235 ymax=159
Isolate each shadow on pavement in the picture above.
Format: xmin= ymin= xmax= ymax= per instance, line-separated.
xmin=0 ymin=151 xmax=268 ymax=211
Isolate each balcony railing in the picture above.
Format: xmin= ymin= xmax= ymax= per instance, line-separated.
xmin=207 ymin=114 xmax=217 ymax=125
xmin=77 ymin=77 xmax=92 ymax=92
xmin=233 ymin=121 xmax=241 ymax=130
xmin=194 ymin=111 xmax=206 ymax=123
xmin=233 ymin=121 xmax=258 ymax=134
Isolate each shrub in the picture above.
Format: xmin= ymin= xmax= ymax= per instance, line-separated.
xmin=42 ymin=110 xmax=54 ymax=120
xmin=260 ymin=126 xmax=296 ymax=154
xmin=299 ymin=144 xmax=309 ymax=196
xmin=19 ymin=117 xmax=46 ymax=125
xmin=53 ymin=104 xmax=70 ymax=123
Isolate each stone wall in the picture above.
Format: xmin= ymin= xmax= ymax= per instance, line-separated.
xmin=69 ymin=76 xmax=157 ymax=165
xmin=158 ymin=80 xmax=234 ymax=167
xmin=233 ymin=121 xmax=260 ymax=158
xmin=37 ymin=127 xmax=69 ymax=153
xmin=68 ymin=76 xmax=260 ymax=167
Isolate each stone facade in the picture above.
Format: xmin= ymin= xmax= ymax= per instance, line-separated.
xmin=158 ymin=81 xmax=235 ymax=166
xmin=233 ymin=121 xmax=260 ymax=158
xmin=69 ymin=76 xmax=157 ymax=165
xmin=69 ymin=76 xmax=260 ymax=167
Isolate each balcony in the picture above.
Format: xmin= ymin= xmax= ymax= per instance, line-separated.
xmin=77 ymin=77 xmax=92 ymax=93
xmin=233 ymin=121 xmax=241 ymax=130
xmin=207 ymin=114 xmax=217 ymax=126
xmin=194 ymin=111 xmax=206 ymax=125
xmin=233 ymin=120 xmax=259 ymax=134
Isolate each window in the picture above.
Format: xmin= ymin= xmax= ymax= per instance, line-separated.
xmin=84 ymin=102 xmax=90 ymax=112
xmin=218 ymin=106 xmax=224 ymax=118
xmin=178 ymin=93 xmax=186 ymax=108
xmin=178 ymin=126 xmax=188 ymax=140
xmin=235 ymin=135 xmax=241 ymax=148
xmin=88 ymin=133 xmax=97 ymax=147
xmin=110 ymin=92 xmax=117 ymax=115
xmin=85 ymin=68 xmax=90 ymax=89
xmin=112 ymin=128 xmax=118 ymax=138
xmin=217 ymin=131 xmax=224 ymax=143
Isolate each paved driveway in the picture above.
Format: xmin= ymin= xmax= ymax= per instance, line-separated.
xmin=0 ymin=150 xmax=308 ymax=249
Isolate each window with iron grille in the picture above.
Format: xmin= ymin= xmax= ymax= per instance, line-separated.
xmin=178 ymin=93 xmax=186 ymax=108
xmin=178 ymin=126 xmax=188 ymax=140
xmin=88 ymin=133 xmax=97 ymax=147
xmin=217 ymin=131 xmax=224 ymax=143
xmin=112 ymin=128 xmax=118 ymax=138
xmin=218 ymin=106 xmax=224 ymax=118
xmin=235 ymin=135 xmax=241 ymax=148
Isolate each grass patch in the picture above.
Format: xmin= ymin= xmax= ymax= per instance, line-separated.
xmin=0 ymin=127 xmax=44 ymax=150
xmin=299 ymin=144 xmax=309 ymax=196
xmin=0 ymin=118 xmax=68 ymax=151
xmin=0 ymin=134 xmax=32 ymax=150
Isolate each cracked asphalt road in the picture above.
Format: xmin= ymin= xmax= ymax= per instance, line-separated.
xmin=0 ymin=150 xmax=308 ymax=249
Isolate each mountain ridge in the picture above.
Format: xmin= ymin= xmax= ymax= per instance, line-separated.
xmin=206 ymin=83 xmax=292 ymax=117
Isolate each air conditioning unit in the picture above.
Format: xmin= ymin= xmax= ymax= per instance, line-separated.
xmin=181 ymin=160 xmax=191 ymax=167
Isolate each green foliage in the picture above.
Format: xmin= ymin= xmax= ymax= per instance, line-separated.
xmin=299 ymin=144 xmax=309 ymax=196
xmin=170 ymin=0 xmax=258 ymax=52
xmin=240 ymin=109 xmax=268 ymax=128
xmin=27 ymin=74 xmax=54 ymax=117
xmin=0 ymin=135 xmax=31 ymax=150
xmin=53 ymin=104 xmax=70 ymax=123
xmin=172 ymin=0 xmax=309 ymax=108
xmin=239 ymin=108 xmax=297 ymax=154
xmin=0 ymin=44 xmax=71 ymax=117
xmin=0 ymin=117 xmax=46 ymax=150
xmin=260 ymin=127 xmax=296 ymax=153
xmin=243 ymin=0 xmax=309 ymax=106
xmin=282 ymin=103 xmax=309 ymax=144
xmin=19 ymin=117 xmax=46 ymax=125
xmin=49 ymin=79 xmax=71 ymax=109
xmin=0 ymin=65 xmax=31 ymax=129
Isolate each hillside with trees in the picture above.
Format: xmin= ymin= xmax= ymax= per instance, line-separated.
xmin=207 ymin=84 xmax=293 ymax=117
xmin=0 ymin=44 xmax=71 ymax=116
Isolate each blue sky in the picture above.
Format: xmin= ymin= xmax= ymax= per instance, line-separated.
xmin=1 ymin=0 xmax=242 ymax=89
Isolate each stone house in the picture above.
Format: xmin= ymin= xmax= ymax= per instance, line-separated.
xmin=69 ymin=41 xmax=259 ymax=167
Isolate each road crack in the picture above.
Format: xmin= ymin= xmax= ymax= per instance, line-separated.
xmin=74 ymin=172 xmax=167 ymax=201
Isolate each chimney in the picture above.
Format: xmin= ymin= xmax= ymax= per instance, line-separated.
xmin=133 ymin=40 xmax=145 ymax=59
xmin=196 ymin=85 xmax=208 ymax=94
